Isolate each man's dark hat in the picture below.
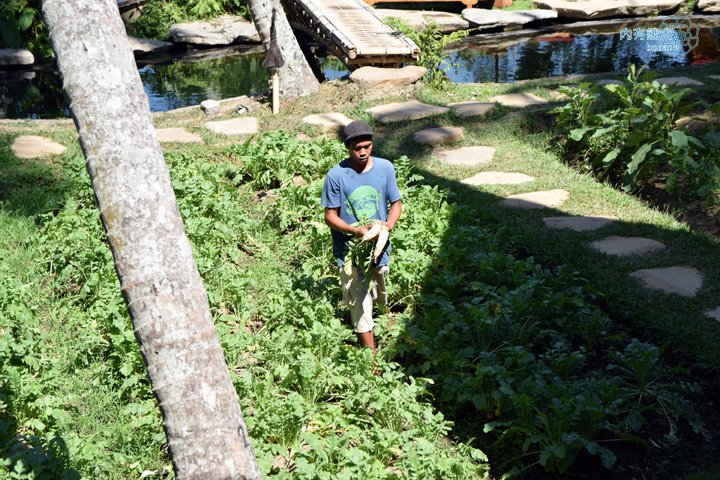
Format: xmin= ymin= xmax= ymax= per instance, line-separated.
xmin=343 ymin=120 xmax=373 ymax=144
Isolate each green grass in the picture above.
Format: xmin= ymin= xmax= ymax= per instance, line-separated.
xmin=2 ymin=67 xmax=720 ymax=479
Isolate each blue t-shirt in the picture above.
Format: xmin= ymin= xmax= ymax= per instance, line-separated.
xmin=321 ymin=157 xmax=401 ymax=266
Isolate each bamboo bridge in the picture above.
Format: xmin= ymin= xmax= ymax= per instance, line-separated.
xmin=282 ymin=0 xmax=420 ymax=66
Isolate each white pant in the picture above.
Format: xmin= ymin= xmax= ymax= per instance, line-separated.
xmin=339 ymin=265 xmax=389 ymax=333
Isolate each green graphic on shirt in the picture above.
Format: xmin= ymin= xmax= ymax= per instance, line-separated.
xmin=345 ymin=185 xmax=380 ymax=221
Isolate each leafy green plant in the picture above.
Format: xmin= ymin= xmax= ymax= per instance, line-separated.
xmin=552 ymin=64 xmax=719 ymax=199
xmin=384 ymin=18 xmax=469 ymax=88
xmin=0 ymin=0 xmax=50 ymax=56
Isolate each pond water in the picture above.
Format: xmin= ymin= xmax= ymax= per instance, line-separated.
xmin=1 ymin=17 xmax=719 ymax=119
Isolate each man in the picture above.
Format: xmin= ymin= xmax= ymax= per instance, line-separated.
xmin=321 ymin=120 xmax=402 ymax=353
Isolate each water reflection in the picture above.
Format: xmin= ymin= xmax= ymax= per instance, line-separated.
xmin=0 ymin=49 xmax=270 ymax=119
xmin=446 ymin=24 xmax=720 ymax=83
xmin=2 ymin=20 xmax=719 ymax=119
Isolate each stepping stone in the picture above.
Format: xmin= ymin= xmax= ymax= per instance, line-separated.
xmin=462 ymin=171 xmax=535 ymax=185
xmin=698 ymin=0 xmax=720 ymax=12
xmin=0 ymin=48 xmax=34 ymax=66
xmin=708 ymin=75 xmax=720 ymax=81
xmin=501 ymin=189 xmax=569 ymax=209
xmin=205 ymin=117 xmax=259 ymax=135
xmin=543 ymin=215 xmax=617 ymax=231
xmin=169 ymin=15 xmax=260 ymax=45
xmin=127 ymin=36 xmax=173 ymax=55
xmin=376 ymin=9 xmax=469 ymax=33
xmin=302 ymin=112 xmax=352 ymax=134
xmin=413 ymin=126 xmax=464 ymax=146
xmin=367 ymin=101 xmax=449 ymax=124
xmin=597 ymin=79 xmax=623 ymax=86
xmin=656 ymin=77 xmax=704 ymax=87
xmin=156 ymin=127 xmax=204 ymax=144
xmin=590 ymin=236 xmax=666 ymax=256
xmin=434 ymin=146 xmax=495 ymax=166
xmin=705 ymin=307 xmax=720 ymax=321
xmin=462 ymin=9 xmax=557 ymax=30
xmin=630 ymin=266 xmax=702 ymax=297
xmin=489 ymin=93 xmax=548 ymax=108
xmin=350 ymin=66 xmax=427 ymax=88
xmin=11 ymin=135 xmax=67 ymax=159
xmin=448 ymin=101 xmax=495 ymax=118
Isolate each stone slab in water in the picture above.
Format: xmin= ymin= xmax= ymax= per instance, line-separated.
xmin=542 ymin=215 xmax=617 ymax=231
xmin=303 ymin=113 xmax=352 ymax=133
xmin=350 ymin=66 xmax=427 ymax=88
xmin=463 ymin=172 xmax=535 ymax=185
xmin=533 ymin=0 xmax=683 ymax=19
xmin=462 ymin=9 xmax=557 ymax=30
xmin=502 ymin=189 xmax=569 ymax=209
xmin=376 ymin=9 xmax=469 ymax=32
xmin=156 ymin=128 xmax=204 ymax=144
xmin=127 ymin=36 xmax=173 ymax=54
xmin=11 ymin=135 xmax=66 ymax=159
xmin=448 ymin=102 xmax=495 ymax=118
xmin=706 ymin=306 xmax=720 ymax=321
xmin=413 ymin=127 xmax=464 ymax=145
xmin=698 ymin=0 xmax=720 ymax=12
xmin=205 ymin=117 xmax=259 ymax=135
xmin=0 ymin=48 xmax=34 ymax=66
xmin=590 ymin=236 xmax=666 ymax=256
xmin=489 ymin=93 xmax=548 ymax=107
xmin=434 ymin=146 xmax=495 ymax=166
xmin=630 ymin=266 xmax=702 ymax=297
xmin=708 ymin=75 xmax=720 ymax=81
xmin=656 ymin=77 xmax=704 ymax=86
xmin=367 ymin=101 xmax=449 ymax=124
xmin=169 ymin=15 xmax=260 ymax=45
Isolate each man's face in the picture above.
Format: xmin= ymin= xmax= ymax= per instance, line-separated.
xmin=347 ymin=137 xmax=373 ymax=166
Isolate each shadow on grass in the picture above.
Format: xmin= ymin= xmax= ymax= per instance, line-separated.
xmin=369 ymin=105 xmax=720 ymax=479
xmin=0 ymin=134 xmax=80 ymax=478
xmin=0 ymin=134 xmax=69 ymax=218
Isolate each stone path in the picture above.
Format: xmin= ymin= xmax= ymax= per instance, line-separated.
xmin=657 ymin=77 xmax=704 ymax=87
xmin=376 ymin=9 xmax=469 ymax=33
xmin=303 ymin=113 xmax=352 ymax=134
xmin=11 ymin=135 xmax=67 ymax=159
xmin=597 ymin=79 xmax=623 ymax=86
xmin=367 ymin=101 xmax=449 ymax=124
xmin=434 ymin=146 xmax=495 ymax=166
xmin=413 ymin=127 xmax=464 ymax=146
xmin=448 ymin=102 xmax=495 ymax=118
xmin=630 ymin=267 xmax=703 ymax=297
xmin=156 ymin=128 xmax=204 ymax=144
xmin=502 ymin=189 xmax=569 ymax=209
xmin=489 ymin=93 xmax=548 ymax=108
xmin=462 ymin=9 xmax=557 ymax=30
xmin=590 ymin=236 xmax=666 ymax=256
xmin=542 ymin=215 xmax=617 ymax=231
xmin=462 ymin=172 xmax=534 ymax=185
xmin=706 ymin=307 xmax=720 ymax=321
xmin=205 ymin=117 xmax=259 ymax=135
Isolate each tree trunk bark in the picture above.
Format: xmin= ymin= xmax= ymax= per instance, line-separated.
xmin=247 ymin=0 xmax=320 ymax=97
xmin=40 ymin=1 xmax=261 ymax=478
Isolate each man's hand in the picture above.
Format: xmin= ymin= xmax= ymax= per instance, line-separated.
xmin=355 ymin=225 xmax=370 ymax=238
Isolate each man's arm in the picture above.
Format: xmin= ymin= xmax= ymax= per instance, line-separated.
xmin=384 ymin=200 xmax=402 ymax=231
xmin=325 ymin=208 xmax=370 ymax=238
